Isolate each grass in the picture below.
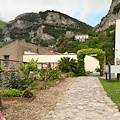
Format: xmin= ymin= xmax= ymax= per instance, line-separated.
xmin=0 ymin=20 xmax=6 ymax=29
xmin=99 ymin=77 xmax=120 ymax=111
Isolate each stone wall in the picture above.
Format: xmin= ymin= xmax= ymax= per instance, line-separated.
xmin=0 ymin=40 xmax=53 ymax=61
xmin=17 ymin=40 xmax=52 ymax=60
xmin=0 ymin=41 xmax=18 ymax=60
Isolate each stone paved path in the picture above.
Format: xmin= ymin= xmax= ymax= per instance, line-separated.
xmin=44 ymin=77 xmax=120 ymax=120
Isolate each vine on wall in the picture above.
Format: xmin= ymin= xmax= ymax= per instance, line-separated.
xmin=77 ymin=48 xmax=105 ymax=76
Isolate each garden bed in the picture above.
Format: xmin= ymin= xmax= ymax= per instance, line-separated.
xmin=36 ymin=80 xmax=60 ymax=87
xmin=59 ymin=77 xmax=65 ymax=81
xmin=1 ymin=77 xmax=76 ymax=120
xmin=1 ymin=96 xmax=36 ymax=102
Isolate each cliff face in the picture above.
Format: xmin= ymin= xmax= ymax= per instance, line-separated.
xmin=2 ymin=10 xmax=92 ymax=42
xmin=94 ymin=0 xmax=120 ymax=32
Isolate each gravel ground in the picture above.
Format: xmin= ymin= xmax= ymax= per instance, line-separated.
xmin=0 ymin=77 xmax=77 ymax=120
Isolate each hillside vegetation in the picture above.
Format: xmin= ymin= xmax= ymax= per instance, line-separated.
xmin=0 ymin=10 xmax=115 ymax=63
xmin=113 ymin=3 xmax=120 ymax=14
xmin=57 ymin=25 xmax=115 ymax=64
xmin=0 ymin=20 xmax=6 ymax=29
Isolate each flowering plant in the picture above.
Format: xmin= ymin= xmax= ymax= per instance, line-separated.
xmin=38 ymin=66 xmax=61 ymax=81
xmin=0 ymin=67 xmax=3 ymax=87
xmin=0 ymin=113 xmax=6 ymax=120
xmin=3 ymin=62 xmax=18 ymax=89
xmin=3 ymin=61 xmax=36 ymax=90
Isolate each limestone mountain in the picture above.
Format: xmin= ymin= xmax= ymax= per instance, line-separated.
xmin=2 ymin=10 xmax=92 ymax=44
xmin=94 ymin=0 xmax=120 ymax=32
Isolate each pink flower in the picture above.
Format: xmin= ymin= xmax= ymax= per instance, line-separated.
xmin=45 ymin=67 xmax=48 ymax=69
xmin=41 ymin=66 xmax=43 ymax=68
xmin=38 ymin=70 xmax=40 ymax=72
xmin=0 ymin=113 xmax=2 ymax=117
xmin=1 ymin=117 xmax=6 ymax=120
xmin=32 ymin=71 xmax=34 ymax=73
xmin=55 ymin=66 xmax=58 ymax=69
xmin=58 ymin=69 xmax=60 ymax=72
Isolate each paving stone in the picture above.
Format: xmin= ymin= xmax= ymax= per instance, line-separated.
xmin=44 ymin=77 xmax=120 ymax=120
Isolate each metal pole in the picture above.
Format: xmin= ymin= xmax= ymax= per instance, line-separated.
xmin=105 ymin=72 xmax=107 ymax=80
xmin=117 ymin=74 xmax=119 ymax=80
xmin=109 ymin=65 xmax=111 ymax=82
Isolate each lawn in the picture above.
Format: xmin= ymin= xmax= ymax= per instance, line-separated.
xmin=99 ymin=77 xmax=120 ymax=111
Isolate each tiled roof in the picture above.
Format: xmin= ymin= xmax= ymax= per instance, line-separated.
xmin=75 ymin=35 xmax=88 ymax=37
xmin=46 ymin=51 xmax=61 ymax=54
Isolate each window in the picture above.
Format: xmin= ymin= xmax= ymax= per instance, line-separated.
xmin=4 ymin=55 xmax=9 ymax=67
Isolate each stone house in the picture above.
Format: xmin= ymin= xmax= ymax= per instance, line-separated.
xmin=0 ymin=40 xmax=52 ymax=67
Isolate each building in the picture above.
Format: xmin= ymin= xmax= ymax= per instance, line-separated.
xmin=23 ymin=53 xmax=100 ymax=72
xmin=115 ymin=20 xmax=120 ymax=65
xmin=0 ymin=40 xmax=100 ymax=72
xmin=0 ymin=40 xmax=52 ymax=67
xmin=75 ymin=35 xmax=89 ymax=42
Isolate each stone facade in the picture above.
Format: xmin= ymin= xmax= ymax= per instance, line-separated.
xmin=0 ymin=40 xmax=52 ymax=62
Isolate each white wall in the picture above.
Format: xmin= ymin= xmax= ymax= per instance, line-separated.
xmin=75 ymin=35 xmax=88 ymax=39
xmin=115 ymin=19 xmax=120 ymax=65
xmin=84 ymin=55 xmax=100 ymax=72
xmin=23 ymin=54 xmax=100 ymax=72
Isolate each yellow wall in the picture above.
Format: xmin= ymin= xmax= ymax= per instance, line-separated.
xmin=23 ymin=54 xmax=100 ymax=72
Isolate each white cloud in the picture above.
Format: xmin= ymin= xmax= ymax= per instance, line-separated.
xmin=0 ymin=0 xmax=112 ymax=26
xmin=78 ymin=0 xmax=112 ymax=22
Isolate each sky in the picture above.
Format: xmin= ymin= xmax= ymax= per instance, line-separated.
xmin=0 ymin=0 xmax=112 ymax=27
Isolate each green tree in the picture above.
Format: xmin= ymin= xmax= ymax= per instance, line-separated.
xmin=58 ymin=57 xmax=78 ymax=75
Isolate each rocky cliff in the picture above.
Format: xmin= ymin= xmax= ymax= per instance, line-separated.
xmin=94 ymin=0 xmax=120 ymax=32
xmin=2 ymin=10 xmax=92 ymax=43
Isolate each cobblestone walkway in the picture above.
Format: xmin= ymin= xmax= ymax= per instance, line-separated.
xmin=44 ymin=77 xmax=120 ymax=120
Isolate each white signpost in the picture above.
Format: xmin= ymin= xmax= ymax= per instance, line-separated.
xmin=111 ymin=65 xmax=120 ymax=73
xmin=105 ymin=65 xmax=120 ymax=82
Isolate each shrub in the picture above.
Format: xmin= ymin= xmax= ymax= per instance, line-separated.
xmin=1 ymin=88 xmax=24 ymax=97
xmin=63 ymin=72 xmax=75 ymax=77
xmin=3 ymin=63 xmax=21 ymax=89
xmin=1 ymin=88 xmax=36 ymax=98
xmin=18 ymin=58 xmax=38 ymax=77
xmin=95 ymin=68 xmax=100 ymax=72
xmin=31 ymin=90 xmax=36 ymax=96
xmin=37 ymin=84 xmax=49 ymax=90
xmin=58 ymin=57 xmax=78 ymax=75
xmin=38 ymin=66 xmax=61 ymax=81
xmin=0 ymin=66 xmax=3 ymax=87
xmin=30 ymin=82 xmax=38 ymax=87
xmin=3 ymin=62 xmax=35 ymax=90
